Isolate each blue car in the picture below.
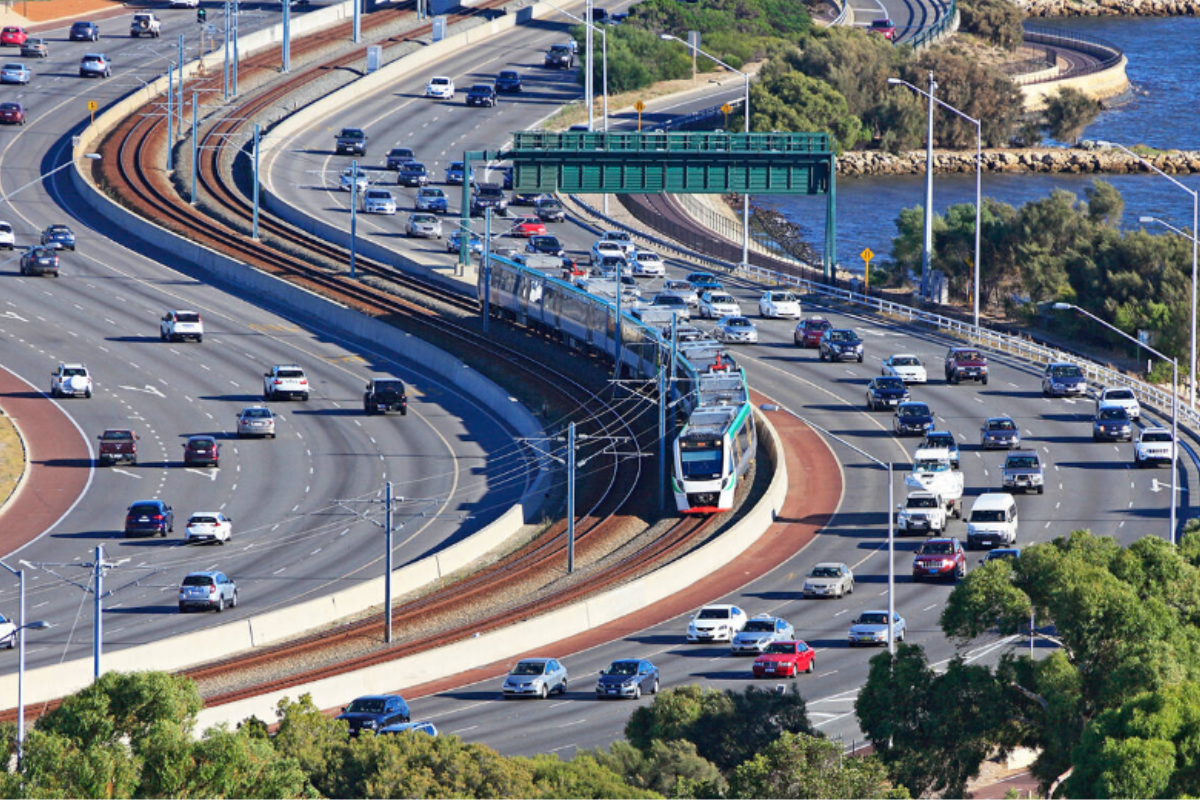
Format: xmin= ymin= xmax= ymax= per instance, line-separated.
xmin=595 ymin=659 xmax=659 ymax=699
xmin=921 ymin=430 xmax=960 ymax=468
xmin=40 ymin=224 xmax=76 ymax=251
xmin=495 ymin=70 xmax=523 ymax=93
xmin=893 ymin=401 xmax=935 ymax=436
xmin=379 ymin=720 xmax=437 ymax=736
xmin=1042 ymin=362 xmax=1087 ymax=397
xmin=982 ymin=547 xmax=1021 ymax=564
xmin=865 ymin=376 xmax=910 ymax=411
xmin=336 ymin=695 xmax=410 ymax=736
xmin=685 ymin=272 xmax=723 ymax=293
xmin=444 ymin=161 xmax=474 ymax=185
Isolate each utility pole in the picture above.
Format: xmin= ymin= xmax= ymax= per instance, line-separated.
xmin=282 ymin=0 xmax=291 ymax=73
xmin=353 ymin=0 xmax=361 ymax=43
xmin=384 ymin=482 xmax=393 ymax=644
xmin=585 ymin=0 xmax=594 ymax=132
xmin=483 ymin=207 xmax=492 ymax=332
xmin=252 ymin=123 xmax=261 ymax=238
xmin=190 ymin=92 xmax=199 ymax=204
xmin=658 ymin=366 xmax=667 ymax=512
xmin=566 ymin=422 xmax=576 ymax=572
xmin=232 ymin=0 xmax=239 ymax=96
xmin=167 ymin=66 xmax=174 ymax=170
xmin=349 ymin=159 xmax=359 ymax=278
xmin=922 ymin=71 xmax=936 ymax=299
xmin=177 ymin=34 xmax=185 ymax=134
xmin=223 ymin=0 xmax=230 ymax=100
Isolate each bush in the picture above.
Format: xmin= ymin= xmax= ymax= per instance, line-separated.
xmin=749 ymin=59 xmax=864 ymax=151
xmin=959 ymin=0 xmax=1025 ymax=50
xmin=1042 ymin=87 xmax=1102 ymax=144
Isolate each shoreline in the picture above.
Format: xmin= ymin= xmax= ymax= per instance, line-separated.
xmin=1014 ymin=0 xmax=1200 ymax=15
xmin=839 ymin=146 xmax=1200 ymax=177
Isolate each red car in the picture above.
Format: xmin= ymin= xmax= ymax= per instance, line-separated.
xmin=183 ymin=435 xmax=220 ymax=468
xmin=793 ymin=317 xmax=831 ymax=348
xmin=868 ymin=18 xmax=896 ymax=40
xmin=511 ymin=216 xmax=546 ymax=238
xmin=0 ymin=27 xmax=27 ymax=46
xmin=752 ymin=641 xmax=816 ymax=678
xmin=0 ymin=102 xmax=24 ymax=125
xmin=912 ymin=537 xmax=966 ymax=581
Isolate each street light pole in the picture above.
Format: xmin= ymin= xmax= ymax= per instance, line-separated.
xmin=1054 ymin=302 xmax=1179 ymax=544
xmin=923 ymin=71 xmax=935 ymax=298
xmin=542 ymin=1 xmax=608 ymax=134
xmin=0 ymin=562 xmax=51 ymax=766
xmin=1 ymin=153 xmax=101 ymax=207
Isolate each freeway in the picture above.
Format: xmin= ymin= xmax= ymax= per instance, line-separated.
xmin=0 ymin=6 xmax=529 ymax=672
xmin=250 ymin=6 xmax=1192 ymax=755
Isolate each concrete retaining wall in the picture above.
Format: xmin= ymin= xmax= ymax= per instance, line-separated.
xmin=195 ymin=407 xmax=788 ymax=733
xmin=1021 ymin=55 xmax=1130 ymax=110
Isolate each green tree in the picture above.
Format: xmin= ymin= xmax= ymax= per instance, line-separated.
xmin=37 ymin=670 xmax=204 ymax=749
xmin=1043 ymin=87 xmax=1102 ymax=144
xmin=958 ymin=0 xmax=1025 ymax=50
xmin=526 ymin=752 xmax=662 ymax=798
xmin=726 ymin=731 xmax=904 ymax=799
xmin=908 ymin=49 xmax=1024 ymax=148
xmin=594 ymin=739 xmax=725 ymax=798
xmin=749 ymin=64 xmax=863 ymax=151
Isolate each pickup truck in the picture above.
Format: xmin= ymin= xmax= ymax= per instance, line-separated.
xmin=896 ymin=491 xmax=948 ymax=535
xmin=130 ymin=12 xmax=161 ymax=37
xmin=335 ymin=127 xmax=368 ymax=156
xmin=98 ymin=429 xmax=138 ymax=466
xmin=904 ymin=448 xmax=964 ymax=518
xmin=364 ymin=378 xmax=407 ymax=416
xmin=263 ymin=365 xmax=309 ymax=401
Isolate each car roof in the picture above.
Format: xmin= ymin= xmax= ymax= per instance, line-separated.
xmin=899 ymin=401 xmax=929 ymax=409
xmin=699 ymin=603 xmax=737 ymax=611
xmin=516 ymin=657 xmax=553 ymax=664
xmin=187 ymin=434 xmax=217 ymax=441
xmin=986 ymin=416 xmax=1015 ymax=423
xmin=814 ymin=562 xmax=848 ymax=570
xmin=184 ymin=570 xmax=221 ymax=579
xmin=1006 ymin=449 xmax=1038 ymax=458
xmin=189 ymin=511 xmax=224 ymax=517
xmin=1142 ymin=426 xmax=1171 ymax=434
xmin=60 ymin=362 xmax=86 ymax=369
xmin=925 ymin=537 xmax=959 ymax=544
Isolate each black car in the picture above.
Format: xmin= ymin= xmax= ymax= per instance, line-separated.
xmin=69 ymin=21 xmax=100 ymax=42
xmin=527 ymin=235 xmax=565 ymax=256
xmin=980 ymin=416 xmax=1020 ymax=449
xmin=19 ymin=246 xmax=58 ymax=277
xmin=384 ymin=147 xmax=416 ymax=169
xmin=893 ymin=402 xmax=935 ymax=436
xmin=124 ymin=499 xmax=173 ymax=538
xmin=495 ymin=70 xmax=522 ymax=93
xmin=535 ymin=197 xmax=565 ymax=222
xmin=183 ymin=435 xmax=220 ymax=467
xmin=337 ymin=695 xmax=410 ymax=736
xmin=865 ymin=376 xmax=910 ymax=410
xmin=397 ymin=162 xmax=429 ymax=187
xmin=511 ymin=191 xmax=541 ymax=206
xmin=465 ymin=83 xmax=497 ymax=107
xmin=595 ymin=658 xmax=659 ymax=699
xmin=819 ymin=329 xmax=863 ymax=363
xmin=364 ymin=378 xmax=407 ymax=415
xmin=544 ymin=44 xmax=573 ymax=68
xmin=1093 ymin=404 xmax=1133 ymax=442
xmin=470 ymin=183 xmax=508 ymax=216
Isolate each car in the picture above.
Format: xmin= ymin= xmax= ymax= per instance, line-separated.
xmin=535 ymin=196 xmax=565 ymax=222
xmin=699 ymin=291 xmax=740 ymax=319
xmin=590 ymin=240 xmax=625 ymax=266
xmin=0 ymin=221 xmax=11 ymax=250
xmin=69 ymin=22 xmax=100 ymax=42
xmin=882 ymin=354 xmax=928 ymax=383
xmin=263 ymin=364 xmax=310 ymax=401
xmin=0 ymin=102 xmax=24 ymax=125
xmin=495 ymin=69 xmax=523 ymax=92
xmin=752 ymin=641 xmax=816 ymax=678
xmin=79 ymin=53 xmax=111 ymax=78
xmin=446 ymin=229 xmax=483 ymax=255
xmin=470 ymin=183 xmax=508 ymax=216
xmin=981 ymin=548 xmax=1021 ymax=565
xmin=511 ymin=190 xmax=541 ymax=206
xmin=185 ymin=512 xmax=232 ymax=545
xmin=511 ymin=217 xmax=546 ymax=237
xmin=819 ymin=328 xmax=864 ymax=362
xmin=98 ymin=429 xmax=138 ymax=466
xmin=802 ymin=562 xmax=855 ymax=598
xmin=125 ymin=499 xmax=173 ymax=538
xmin=183 ymin=435 xmax=220 ymax=468
xmin=236 ymin=406 xmax=276 ymax=438
xmin=406 ymin=213 xmax=443 ymax=239
xmin=338 ymin=167 xmax=370 ymax=193
xmin=1098 ymin=386 xmax=1141 ymax=420
xmin=897 ymin=490 xmax=948 ymax=535
xmin=894 ymin=401 xmax=935 ymax=436
xmin=595 ymin=659 xmax=659 ymax=698
xmin=170 ymin=0 xmax=200 ymax=7
xmin=629 ymin=250 xmax=664 ymax=277
xmin=1093 ymin=404 xmax=1133 ymax=442
xmin=865 ymin=376 xmax=910 ymax=410
xmin=713 ymin=315 xmax=758 ymax=344
xmin=384 ymin=147 xmax=416 ymax=169
xmin=0 ymin=27 xmax=25 ymax=46
xmin=1042 ymin=362 xmax=1087 ymax=397
xmin=1135 ymin=427 xmax=1176 ymax=468
xmin=922 ymin=431 xmax=961 ymax=468
xmin=980 ymin=416 xmax=1020 ymax=449
xmin=527 ymin=235 xmax=564 ymax=256
xmin=945 ymin=347 xmax=988 ymax=384
xmin=425 ymin=76 xmax=455 ymax=99
xmin=650 ymin=294 xmax=691 ymax=320
xmin=334 ymin=127 xmax=368 ymax=156
xmin=1002 ymin=450 xmax=1044 ymax=494
xmin=364 ymin=378 xmax=408 ymax=415
xmin=848 ymin=610 xmax=905 ymax=646
xmin=600 ymin=230 xmax=636 ymax=255
xmin=966 ymin=493 xmax=1019 ymax=550
xmin=686 ymin=604 xmax=747 ymax=642
xmin=0 ymin=614 xmax=15 ymax=649
xmin=685 ymin=272 xmax=722 ymax=293
xmin=0 ymin=63 xmax=29 ymax=85
xmin=160 ymin=310 xmax=203 ymax=342
xmin=661 ymin=279 xmax=699 ymax=309
xmin=794 ymin=317 xmax=831 ymax=348
xmin=544 ymin=43 xmax=574 ymax=68
xmin=19 ymin=37 xmax=47 ymax=58
xmin=335 ymin=694 xmax=411 ymax=735
xmin=912 ymin=537 xmax=967 ymax=581
xmin=444 ymin=161 xmax=473 ymax=185
xmin=129 ymin=12 xmax=161 ymax=37
xmin=19 ymin=247 xmax=58 ymax=277
xmin=178 ymin=571 xmax=236 ymax=612
xmin=494 ymin=166 xmax=515 ymax=190
xmin=868 ymin=18 xmax=897 ymax=39
xmin=731 ymin=615 xmax=795 ymax=654
xmin=40 ymin=224 xmax=76 ymax=250
xmin=362 ymin=188 xmax=397 ymax=215
xmin=465 ymin=83 xmax=497 ymax=107
xmin=397 ymin=162 xmax=430 ymax=187
xmin=415 ymin=186 xmax=447 ymax=212
xmin=758 ymin=291 xmax=802 ymax=319
xmin=50 ymin=363 xmax=92 ymax=398
xmin=502 ymin=658 xmax=568 ymax=699
xmin=379 ymin=721 xmax=438 ymax=736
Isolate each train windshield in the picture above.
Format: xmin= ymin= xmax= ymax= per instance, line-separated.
xmin=680 ymin=446 xmax=723 ymax=479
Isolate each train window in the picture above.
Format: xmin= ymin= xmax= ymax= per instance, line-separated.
xmin=680 ymin=446 xmax=723 ymax=479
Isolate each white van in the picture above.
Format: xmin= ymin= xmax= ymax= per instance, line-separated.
xmin=966 ymin=493 xmax=1018 ymax=550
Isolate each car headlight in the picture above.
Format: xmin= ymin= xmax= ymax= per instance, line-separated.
xmin=363 ymin=720 xmax=377 ymax=728
xmin=803 ymin=582 xmax=813 ymax=590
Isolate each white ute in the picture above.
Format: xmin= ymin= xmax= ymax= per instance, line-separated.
xmin=160 ymin=310 xmax=203 ymax=342
xmin=896 ymin=490 xmax=949 ymax=535
xmin=904 ymin=448 xmax=964 ymax=518
xmin=263 ymin=364 xmax=310 ymax=401
xmin=50 ymin=363 xmax=93 ymax=398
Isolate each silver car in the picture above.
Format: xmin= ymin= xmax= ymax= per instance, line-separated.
xmin=730 ymin=614 xmax=795 ymax=654
xmin=662 ymin=279 xmax=700 ymax=309
xmin=338 ymin=168 xmax=370 ymax=193
xmin=406 ymin=213 xmax=443 ymax=239
xmin=178 ymin=571 xmax=237 ymax=612
xmin=361 ymin=188 xmax=397 ymax=215
xmin=501 ymin=657 xmax=568 ymax=699
xmin=0 ymin=63 xmax=31 ymax=84
xmin=803 ymin=562 xmax=855 ymax=598
xmin=236 ymin=406 xmax=276 ymax=438
xmin=713 ymin=316 xmax=758 ymax=344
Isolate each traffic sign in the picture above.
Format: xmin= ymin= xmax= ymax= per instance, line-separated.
xmin=634 ymin=100 xmax=645 ymax=112
xmin=861 ymin=248 xmax=874 ymax=292
xmin=860 ymin=247 xmax=874 ymax=263
xmin=86 ymin=100 xmax=98 ymax=112
xmin=720 ymin=103 xmax=732 ymax=115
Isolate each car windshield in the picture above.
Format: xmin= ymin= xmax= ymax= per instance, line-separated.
xmin=1143 ymin=432 xmax=1173 ymax=443
xmin=478 ymin=186 xmax=503 ymax=197
xmin=808 ymin=320 xmax=830 ymax=332
xmin=1106 ymin=389 xmax=1135 ymax=401
xmin=871 ymin=19 xmax=893 ymax=27
xmin=726 ymin=318 xmax=751 ymax=328
xmin=972 ymin=510 xmax=1007 ymax=523
xmin=988 ymin=419 xmax=1017 ymax=431
xmin=101 ymin=431 xmax=133 ymax=441
xmin=430 ymin=78 xmax=450 ymax=86
xmin=710 ymin=294 xmax=734 ymax=304
xmin=346 ymin=698 xmax=387 ymax=714
xmin=374 ymin=381 xmax=405 ymax=392
xmin=412 ymin=215 xmax=436 ymax=224
xmin=366 ymin=190 xmax=391 ymax=200
xmin=876 ymin=377 xmax=905 ymax=389
xmin=919 ymin=541 xmax=956 ymax=555
xmin=421 ymin=188 xmax=444 ymax=197
xmin=243 ymin=408 xmax=270 ymax=418
xmin=829 ymin=330 xmax=856 ymax=342
xmin=1050 ymin=365 xmax=1082 ymax=378
xmin=403 ymin=163 xmax=426 ymax=173
xmin=188 ymin=439 xmax=214 ymax=449
xmin=339 ymin=129 xmax=364 ymax=140
xmin=666 ymin=281 xmax=691 ymax=291
xmin=773 ymin=293 xmax=798 ymax=303
xmin=899 ymin=404 xmax=930 ymax=418
xmin=389 ymin=148 xmax=413 ymax=157
xmin=182 ymin=575 xmax=214 ymax=587
xmin=49 ymin=226 xmax=70 ymax=234
xmin=1098 ymin=407 xmax=1128 ymax=420
xmin=697 ymin=608 xmax=730 ymax=620
xmin=654 ymin=296 xmax=684 ymax=306
xmin=606 ymin=661 xmax=638 ymax=675
xmin=743 ymin=620 xmax=776 ymax=632
xmin=499 ymin=71 xmax=518 ymax=79
xmin=1007 ymin=456 xmax=1038 ymax=469
xmin=687 ymin=274 xmax=714 ymax=283
xmin=3 ymin=64 xmax=21 ymax=71
xmin=764 ymin=643 xmax=797 ymax=654
xmin=83 ymin=56 xmax=102 ymax=63
xmin=470 ymin=84 xmax=492 ymax=93
xmin=908 ymin=497 xmax=937 ymax=508
xmin=511 ymin=661 xmax=546 ymax=676
xmin=606 ymin=233 xmax=631 ymax=242
xmin=892 ymin=356 xmax=919 ymax=366
xmin=925 ymin=434 xmax=954 ymax=447
xmin=637 ymin=252 xmax=660 ymax=262
xmin=858 ymin=613 xmax=888 ymax=626
xmin=956 ymin=350 xmax=983 ymax=360
xmin=277 ymin=369 xmax=304 ymax=378
xmin=448 ymin=162 xmax=463 ymax=170
xmin=189 ymin=516 xmax=218 ymax=525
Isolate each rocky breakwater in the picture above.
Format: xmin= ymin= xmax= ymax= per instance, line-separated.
xmin=1012 ymin=0 xmax=1200 ymax=16
xmin=839 ymin=146 xmax=1200 ymax=176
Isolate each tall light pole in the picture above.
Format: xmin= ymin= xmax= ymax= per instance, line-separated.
xmin=661 ymin=34 xmax=751 ymax=268
xmin=0 ymin=561 xmax=51 ymax=766
xmin=1054 ymin=302 xmax=1178 ymax=544
xmin=888 ymin=77 xmax=981 ymax=327
xmin=1 ymin=153 xmax=101 ymax=208
xmin=585 ymin=0 xmax=593 ymax=132
xmin=1118 ymin=142 xmax=1198 ymax=409
xmin=542 ymin=1 xmax=608 ymax=133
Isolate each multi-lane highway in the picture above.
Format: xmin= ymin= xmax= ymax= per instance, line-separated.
xmin=0 ymin=5 xmax=530 ymax=672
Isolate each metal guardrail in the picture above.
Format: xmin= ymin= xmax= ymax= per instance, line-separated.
xmin=907 ymin=0 xmax=958 ymax=51
xmin=1021 ymin=24 xmax=1124 ymax=81
xmin=1000 ymin=49 xmax=1057 ymax=77
xmin=645 ymin=98 xmax=744 ymax=134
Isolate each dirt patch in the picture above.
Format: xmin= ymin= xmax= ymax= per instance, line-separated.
xmin=0 ymin=414 xmax=25 ymax=510
xmin=14 ymin=0 xmax=126 ymax=22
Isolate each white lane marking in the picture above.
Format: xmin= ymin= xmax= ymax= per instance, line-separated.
xmin=556 ymin=719 xmax=587 ymax=729
xmin=922 ymin=603 xmax=938 ymax=611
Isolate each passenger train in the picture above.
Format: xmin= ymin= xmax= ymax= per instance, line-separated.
xmin=672 ymin=367 xmax=756 ymax=514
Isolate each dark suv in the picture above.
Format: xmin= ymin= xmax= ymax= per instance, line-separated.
xmin=466 ymin=83 xmax=497 ymax=107
xmin=819 ymin=329 xmax=864 ymax=363
xmin=945 ymin=347 xmax=988 ymax=384
xmin=183 ymin=435 xmax=220 ymax=467
xmin=912 ymin=538 xmax=966 ymax=581
xmin=337 ymin=695 xmax=410 ymax=736
xmin=398 ymin=162 xmax=430 ymax=187
xmin=364 ymin=379 xmax=408 ymax=416
xmin=544 ymin=44 xmax=574 ymax=68
xmin=470 ymin=183 xmax=508 ymax=216
xmin=495 ymin=70 xmax=522 ymax=93
xmin=19 ymin=247 xmax=58 ymax=277
xmin=125 ymin=500 xmax=174 ymax=538
xmin=69 ymin=21 xmax=100 ymax=42
xmin=385 ymin=147 xmax=416 ymax=169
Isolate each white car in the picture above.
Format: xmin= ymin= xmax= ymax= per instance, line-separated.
xmin=590 ymin=240 xmax=625 ymax=265
xmin=425 ymin=76 xmax=455 ymax=99
xmin=185 ymin=512 xmax=232 ymax=545
xmin=160 ymin=310 xmax=203 ymax=343
xmin=882 ymin=354 xmax=928 ymax=383
xmin=1098 ymin=386 xmax=1141 ymax=420
xmin=0 ymin=614 xmax=14 ymax=649
xmin=361 ymin=188 xmax=397 ymax=215
xmin=406 ymin=213 xmax=443 ymax=239
xmin=169 ymin=0 xmax=200 ymax=7
xmin=630 ymin=250 xmax=665 ymax=277
xmin=50 ymin=363 xmax=93 ymax=398
xmin=0 ymin=221 xmax=13 ymax=250
xmin=1134 ymin=427 xmax=1175 ymax=468
xmin=713 ymin=315 xmax=758 ymax=344
xmin=686 ymin=604 xmax=748 ymax=642
xmin=699 ymin=291 xmax=741 ymax=319
xmin=338 ymin=168 xmax=370 ymax=193
xmin=599 ymin=230 xmax=636 ymax=255
xmin=263 ymin=364 xmax=309 ymax=401
xmin=758 ymin=291 xmax=802 ymax=319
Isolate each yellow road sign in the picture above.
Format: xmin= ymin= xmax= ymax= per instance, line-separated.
xmin=634 ymin=100 xmax=645 ymax=112
xmin=720 ymin=103 xmax=732 ymax=115
xmin=860 ymin=247 xmax=874 ymax=263
xmin=87 ymin=100 xmax=98 ymax=112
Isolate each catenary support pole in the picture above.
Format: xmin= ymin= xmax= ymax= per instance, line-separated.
xmin=483 ymin=207 xmax=492 ymax=332
xmin=252 ymin=124 xmax=260 ymax=239
xmin=350 ymin=159 xmax=358 ymax=278
xmin=15 ymin=569 xmax=25 ymax=763
xmin=887 ymin=462 xmax=896 ymax=655
xmin=567 ymin=422 xmax=576 ymax=573
xmin=585 ymin=0 xmax=594 ymax=132
xmin=384 ymin=481 xmax=393 ymax=643
xmin=93 ymin=545 xmax=103 ymax=681
xmin=232 ymin=0 xmax=239 ymax=96
xmin=659 ymin=365 xmax=667 ymax=512
xmin=223 ymin=1 xmax=230 ymax=101
xmin=353 ymin=0 xmax=361 ymax=43
xmin=167 ymin=67 xmax=174 ymax=171
xmin=190 ymin=92 xmax=198 ymax=205
xmin=177 ymin=35 xmax=184 ymax=134
xmin=922 ymin=71 xmax=935 ymax=298
xmin=282 ymin=0 xmax=291 ymax=72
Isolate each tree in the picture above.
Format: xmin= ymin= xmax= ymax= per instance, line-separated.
xmin=594 ymin=739 xmax=724 ymax=798
xmin=726 ymin=731 xmax=904 ymax=799
xmin=908 ymin=49 xmax=1023 ymax=148
xmin=958 ymin=0 xmax=1024 ymax=50
xmin=749 ymin=64 xmax=864 ymax=152
xmin=1043 ymin=87 xmax=1102 ymax=144
xmin=37 ymin=670 xmax=204 ymax=749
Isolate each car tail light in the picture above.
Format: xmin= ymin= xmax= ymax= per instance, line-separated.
xmin=209 ymin=586 xmax=217 ymax=594
xmin=152 ymin=514 xmax=163 ymax=521
xmin=299 ymin=379 xmax=308 ymax=385
xmin=274 ymin=379 xmax=283 ymax=385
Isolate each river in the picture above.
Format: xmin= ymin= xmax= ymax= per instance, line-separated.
xmin=757 ymin=17 xmax=1200 ymax=272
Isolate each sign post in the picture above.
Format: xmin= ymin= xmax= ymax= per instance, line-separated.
xmin=720 ymin=102 xmax=732 ymax=130
xmin=634 ymin=100 xmax=645 ymax=131
xmin=860 ymin=247 xmax=874 ymax=292
xmin=87 ymin=99 xmax=98 ymax=125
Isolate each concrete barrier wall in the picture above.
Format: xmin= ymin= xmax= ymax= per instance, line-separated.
xmin=194 ymin=408 xmax=788 ymax=733
xmin=1021 ymin=55 xmax=1130 ymax=111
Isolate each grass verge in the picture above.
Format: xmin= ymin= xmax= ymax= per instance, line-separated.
xmin=0 ymin=414 xmax=25 ymax=511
